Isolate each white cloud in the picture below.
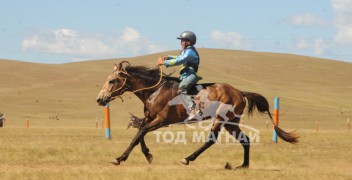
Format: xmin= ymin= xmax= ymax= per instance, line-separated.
xmin=210 ymin=30 xmax=250 ymax=49
xmin=112 ymin=27 xmax=164 ymax=55
xmin=23 ymin=29 xmax=117 ymax=56
xmin=22 ymin=27 xmax=164 ymax=60
xmin=119 ymin=27 xmax=141 ymax=43
xmin=296 ymin=39 xmax=310 ymax=50
xmin=334 ymin=25 xmax=352 ymax=46
xmin=332 ymin=0 xmax=352 ymax=18
xmin=314 ymin=39 xmax=329 ymax=55
xmin=332 ymin=0 xmax=352 ymax=46
xmin=295 ymin=38 xmax=329 ymax=55
xmin=290 ymin=13 xmax=328 ymax=27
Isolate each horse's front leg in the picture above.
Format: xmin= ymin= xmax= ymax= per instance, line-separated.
xmin=129 ymin=112 xmax=153 ymax=163
xmin=111 ymin=128 xmax=147 ymax=165
xmin=111 ymin=116 xmax=164 ymax=165
xmin=140 ymin=137 xmax=153 ymax=164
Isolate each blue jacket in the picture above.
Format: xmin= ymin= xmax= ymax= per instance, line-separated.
xmin=164 ymin=46 xmax=200 ymax=80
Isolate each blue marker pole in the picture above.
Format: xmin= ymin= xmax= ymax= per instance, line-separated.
xmin=104 ymin=103 xmax=111 ymax=139
xmin=272 ymin=97 xmax=279 ymax=143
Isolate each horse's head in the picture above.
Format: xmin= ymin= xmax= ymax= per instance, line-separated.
xmin=96 ymin=61 xmax=130 ymax=106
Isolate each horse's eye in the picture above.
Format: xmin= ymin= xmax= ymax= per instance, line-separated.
xmin=109 ymin=79 xmax=116 ymax=84
xmin=118 ymin=72 xmax=126 ymax=76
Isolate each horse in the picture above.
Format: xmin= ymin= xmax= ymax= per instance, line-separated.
xmin=96 ymin=61 xmax=298 ymax=169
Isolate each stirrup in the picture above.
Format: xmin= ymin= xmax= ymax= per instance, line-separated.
xmin=188 ymin=108 xmax=201 ymax=118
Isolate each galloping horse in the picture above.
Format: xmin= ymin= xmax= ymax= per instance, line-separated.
xmin=96 ymin=61 xmax=298 ymax=169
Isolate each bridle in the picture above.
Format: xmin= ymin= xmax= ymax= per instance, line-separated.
xmin=109 ymin=65 xmax=164 ymax=102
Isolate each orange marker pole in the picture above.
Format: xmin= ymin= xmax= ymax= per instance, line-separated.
xmin=26 ymin=116 xmax=29 ymax=128
xmin=105 ymin=104 xmax=111 ymax=139
xmin=272 ymin=97 xmax=279 ymax=143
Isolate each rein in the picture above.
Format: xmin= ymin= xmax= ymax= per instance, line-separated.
xmin=110 ymin=65 xmax=164 ymax=101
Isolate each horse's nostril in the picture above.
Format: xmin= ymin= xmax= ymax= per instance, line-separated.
xmin=97 ymin=99 xmax=102 ymax=103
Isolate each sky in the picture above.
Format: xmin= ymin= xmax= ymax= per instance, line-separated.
xmin=1 ymin=0 xmax=352 ymax=64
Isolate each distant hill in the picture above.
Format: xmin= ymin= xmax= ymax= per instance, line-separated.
xmin=1 ymin=48 xmax=351 ymax=130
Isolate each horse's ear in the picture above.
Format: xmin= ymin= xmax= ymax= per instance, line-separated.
xmin=113 ymin=64 xmax=118 ymax=71
xmin=120 ymin=61 xmax=130 ymax=70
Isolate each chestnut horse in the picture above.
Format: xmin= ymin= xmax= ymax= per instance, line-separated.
xmin=96 ymin=61 xmax=298 ymax=169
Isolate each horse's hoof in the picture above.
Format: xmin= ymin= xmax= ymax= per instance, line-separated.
xmin=180 ymin=158 xmax=189 ymax=165
xmin=224 ymin=162 xmax=233 ymax=170
xmin=110 ymin=159 xmax=120 ymax=166
xmin=235 ymin=165 xmax=249 ymax=170
xmin=147 ymin=154 xmax=153 ymax=164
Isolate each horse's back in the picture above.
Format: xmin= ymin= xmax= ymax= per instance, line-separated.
xmin=191 ymin=83 xmax=245 ymax=104
xmin=191 ymin=83 xmax=242 ymax=95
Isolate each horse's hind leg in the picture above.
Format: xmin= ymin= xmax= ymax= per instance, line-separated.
xmin=224 ymin=118 xmax=250 ymax=169
xmin=181 ymin=118 xmax=223 ymax=165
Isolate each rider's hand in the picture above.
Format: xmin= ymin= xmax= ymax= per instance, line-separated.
xmin=157 ymin=58 xmax=165 ymax=66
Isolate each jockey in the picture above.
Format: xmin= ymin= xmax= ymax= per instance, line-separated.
xmin=157 ymin=31 xmax=201 ymax=116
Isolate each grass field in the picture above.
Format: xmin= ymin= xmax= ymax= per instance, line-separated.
xmin=1 ymin=49 xmax=352 ymax=179
xmin=0 ymin=126 xmax=351 ymax=180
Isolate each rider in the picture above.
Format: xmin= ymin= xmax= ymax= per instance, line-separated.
xmin=157 ymin=31 xmax=201 ymax=116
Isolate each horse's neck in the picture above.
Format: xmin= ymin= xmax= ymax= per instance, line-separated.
xmin=129 ymin=77 xmax=164 ymax=102
xmin=132 ymin=78 xmax=178 ymax=104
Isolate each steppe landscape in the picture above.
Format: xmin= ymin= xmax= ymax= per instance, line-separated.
xmin=1 ymin=49 xmax=351 ymax=179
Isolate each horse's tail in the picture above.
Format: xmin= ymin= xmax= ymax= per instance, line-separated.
xmin=242 ymin=91 xmax=299 ymax=144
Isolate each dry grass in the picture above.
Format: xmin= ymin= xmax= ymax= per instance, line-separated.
xmin=0 ymin=127 xmax=351 ymax=180
xmin=1 ymin=49 xmax=352 ymax=179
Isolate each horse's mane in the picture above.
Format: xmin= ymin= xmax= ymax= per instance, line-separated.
xmin=124 ymin=65 xmax=181 ymax=84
